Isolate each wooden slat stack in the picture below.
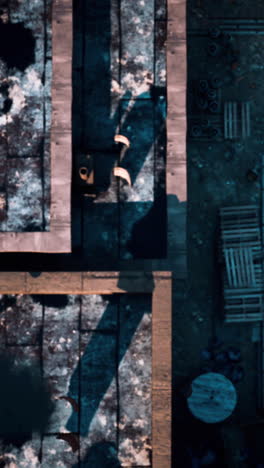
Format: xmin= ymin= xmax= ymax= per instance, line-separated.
xmin=220 ymin=205 xmax=263 ymax=323
xmin=258 ymin=154 xmax=264 ymax=410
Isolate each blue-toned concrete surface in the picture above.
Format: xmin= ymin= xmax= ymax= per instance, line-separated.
xmin=0 ymin=0 xmax=167 ymax=268
xmin=0 ymin=293 xmax=152 ymax=467
xmin=72 ymin=0 xmax=167 ymax=262
xmin=0 ymin=0 xmax=52 ymax=232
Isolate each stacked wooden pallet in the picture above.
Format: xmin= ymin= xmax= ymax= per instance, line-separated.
xmin=224 ymin=101 xmax=251 ymax=140
xmin=220 ymin=205 xmax=263 ymax=323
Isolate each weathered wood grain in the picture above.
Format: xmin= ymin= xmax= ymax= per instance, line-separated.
xmin=166 ymin=0 xmax=187 ymax=278
xmin=152 ymin=277 xmax=171 ymax=468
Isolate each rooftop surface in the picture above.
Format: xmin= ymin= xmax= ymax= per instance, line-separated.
xmin=0 ymin=0 xmax=52 ymax=232
xmin=0 ymin=0 xmax=174 ymax=268
xmin=0 ymin=292 xmax=152 ymax=467
xmin=1 ymin=0 xmax=264 ymax=466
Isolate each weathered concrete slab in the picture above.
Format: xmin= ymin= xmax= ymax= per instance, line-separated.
xmin=81 ymin=294 xmax=118 ymax=331
xmin=79 ymin=332 xmax=118 ymax=458
xmin=9 ymin=344 xmax=41 ymax=369
xmin=42 ymin=435 xmax=79 ymax=468
xmin=0 ymin=434 xmax=42 ymax=468
xmin=0 ymin=0 xmax=49 ymax=232
xmin=118 ymin=294 xmax=152 ymax=466
xmin=120 ymin=0 xmax=154 ymax=97
xmin=4 ymin=294 xmax=42 ymax=345
xmin=43 ymin=295 xmax=80 ymax=432
xmin=0 ymin=0 xmax=72 ymax=252
xmin=3 ymin=158 xmax=44 ymax=232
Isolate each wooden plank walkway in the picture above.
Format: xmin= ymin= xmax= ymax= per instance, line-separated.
xmin=167 ymin=0 xmax=187 ymax=277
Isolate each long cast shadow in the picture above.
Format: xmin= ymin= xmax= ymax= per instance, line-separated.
xmin=72 ymin=441 xmax=121 ymax=468
xmin=66 ymin=273 xmax=153 ymax=438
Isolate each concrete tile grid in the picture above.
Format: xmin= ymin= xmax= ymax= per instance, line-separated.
xmin=0 ymin=293 xmax=152 ymax=467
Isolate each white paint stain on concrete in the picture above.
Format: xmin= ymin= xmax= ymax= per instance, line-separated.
xmin=23 ymin=68 xmax=42 ymax=96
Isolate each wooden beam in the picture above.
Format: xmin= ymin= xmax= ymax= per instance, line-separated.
xmin=152 ymin=276 xmax=172 ymax=468
xmin=167 ymin=0 xmax=187 ymax=279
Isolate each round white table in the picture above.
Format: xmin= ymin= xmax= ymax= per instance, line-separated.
xmin=187 ymin=372 xmax=237 ymax=423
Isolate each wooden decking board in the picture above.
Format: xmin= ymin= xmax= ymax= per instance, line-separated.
xmin=167 ymin=0 xmax=187 ymax=278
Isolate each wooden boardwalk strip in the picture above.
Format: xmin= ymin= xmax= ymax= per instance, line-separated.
xmin=167 ymin=0 xmax=187 ymax=279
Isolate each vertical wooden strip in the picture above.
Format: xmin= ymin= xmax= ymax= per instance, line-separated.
xmin=152 ymin=277 xmax=172 ymax=468
xmin=167 ymin=0 xmax=187 ymax=278
xmin=120 ymin=0 xmax=154 ymax=97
